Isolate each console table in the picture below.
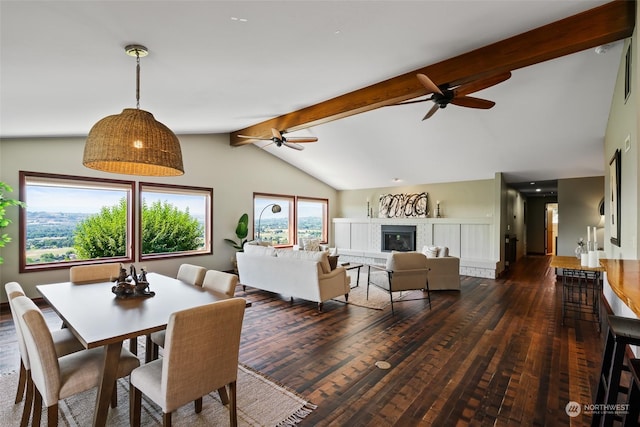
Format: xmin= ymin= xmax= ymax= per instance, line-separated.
xmin=550 ymin=256 xmax=605 ymax=330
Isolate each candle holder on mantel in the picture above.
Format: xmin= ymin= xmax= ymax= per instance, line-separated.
xmin=435 ymin=201 xmax=442 ymax=218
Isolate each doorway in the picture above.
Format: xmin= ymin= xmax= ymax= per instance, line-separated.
xmin=545 ymin=203 xmax=558 ymax=255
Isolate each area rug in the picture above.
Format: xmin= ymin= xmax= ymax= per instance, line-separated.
xmin=0 ymin=365 xmax=315 ymax=426
xmin=337 ymin=269 xmax=410 ymax=310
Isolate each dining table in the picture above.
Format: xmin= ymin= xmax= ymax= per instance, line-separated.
xmin=37 ymin=272 xmax=244 ymax=427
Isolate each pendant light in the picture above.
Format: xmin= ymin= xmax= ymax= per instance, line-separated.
xmin=83 ymin=45 xmax=184 ymax=176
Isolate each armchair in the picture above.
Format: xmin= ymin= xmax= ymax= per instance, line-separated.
xmin=368 ymin=251 xmax=432 ymax=314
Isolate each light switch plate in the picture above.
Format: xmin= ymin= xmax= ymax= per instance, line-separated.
xmin=625 ymin=134 xmax=631 ymax=152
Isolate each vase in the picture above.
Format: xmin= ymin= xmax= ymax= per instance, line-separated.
xmin=575 ymin=245 xmax=586 ymax=259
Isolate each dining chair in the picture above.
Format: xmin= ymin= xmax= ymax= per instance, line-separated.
xmin=12 ymin=295 xmax=140 ymax=427
xmin=130 ymin=298 xmax=246 ymax=427
xmin=176 ymin=263 xmax=207 ymax=287
xmin=147 ymin=263 xmax=208 ymax=361
xmin=368 ymin=251 xmax=432 ymax=314
xmin=5 ymin=282 xmax=85 ymax=427
xmin=69 ymin=262 xmax=141 ymax=354
xmin=202 ymin=269 xmax=238 ymax=297
xmin=69 ymin=262 xmax=121 ymax=283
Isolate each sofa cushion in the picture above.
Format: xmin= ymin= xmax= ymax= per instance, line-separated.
xmin=244 ymin=244 xmax=276 ymax=257
xmin=276 ymin=249 xmax=332 ymax=274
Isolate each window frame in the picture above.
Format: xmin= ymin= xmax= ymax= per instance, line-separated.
xmin=19 ymin=171 xmax=135 ymax=272
xmin=138 ymin=182 xmax=213 ymax=261
xmin=253 ymin=192 xmax=329 ymax=247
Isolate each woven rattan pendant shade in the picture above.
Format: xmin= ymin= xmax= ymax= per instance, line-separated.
xmin=83 ymin=44 xmax=184 ymax=176
xmin=84 ymin=108 xmax=184 ymax=176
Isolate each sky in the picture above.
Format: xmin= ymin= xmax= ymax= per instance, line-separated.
xmin=26 ymin=185 xmax=206 ymax=216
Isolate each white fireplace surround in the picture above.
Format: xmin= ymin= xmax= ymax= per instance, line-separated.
xmin=333 ymin=217 xmax=499 ymax=279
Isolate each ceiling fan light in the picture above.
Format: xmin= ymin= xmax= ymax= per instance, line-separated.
xmin=83 ymin=108 xmax=184 ymax=176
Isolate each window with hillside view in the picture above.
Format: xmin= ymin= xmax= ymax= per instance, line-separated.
xmin=139 ymin=183 xmax=212 ymax=260
xmin=19 ymin=172 xmax=135 ymax=271
xmin=253 ymin=193 xmax=328 ymax=246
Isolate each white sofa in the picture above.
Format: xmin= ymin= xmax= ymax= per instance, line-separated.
xmin=236 ymin=244 xmax=350 ymax=311
xmin=421 ymin=246 xmax=461 ymax=291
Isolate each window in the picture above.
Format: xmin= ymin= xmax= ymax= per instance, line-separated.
xmin=139 ymin=183 xmax=212 ymax=260
xmin=297 ymin=197 xmax=328 ymax=243
xmin=253 ymin=193 xmax=328 ymax=246
xmin=19 ymin=171 xmax=135 ymax=272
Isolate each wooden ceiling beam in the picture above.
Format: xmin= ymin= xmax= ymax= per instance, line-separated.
xmin=231 ymin=0 xmax=635 ymax=146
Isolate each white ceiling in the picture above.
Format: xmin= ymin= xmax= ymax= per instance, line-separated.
xmin=0 ymin=1 xmax=625 ymax=191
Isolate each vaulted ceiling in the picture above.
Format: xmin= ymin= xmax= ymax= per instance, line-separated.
xmin=0 ymin=1 xmax=635 ymax=190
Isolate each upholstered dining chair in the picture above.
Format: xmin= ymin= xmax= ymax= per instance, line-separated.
xmin=5 ymin=282 xmax=85 ymax=427
xmin=176 ymin=263 xmax=207 ymax=287
xmin=147 ymin=263 xmax=208 ymax=361
xmin=130 ymin=298 xmax=246 ymax=427
xmin=69 ymin=262 xmax=140 ymax=354
xmin=12 ymin=295 xmax=140 ymax=427
xmin=202 ymin=269 xmax=238 ymax=297
xmin=69 ymin=262 xmax=121 ymax=283
xmin=368 ymin=251 xmax=432 ymax=314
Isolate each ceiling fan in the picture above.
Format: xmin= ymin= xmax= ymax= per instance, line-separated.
xmin=394 ymin=72 xmax=512 ymax=120
xmin=238 ymin=128 xmax=317 ymax=151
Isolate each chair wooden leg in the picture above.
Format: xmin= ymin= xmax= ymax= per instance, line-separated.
xmin=194 ymin=397 xmax=202 ymax=413
xmin=130 ymin=383 xmax=141 ymax=427
xmin=47 ymin=404 xmax=58 ymax=427
xmin=229 ymin=381 xmax=238 ymax=427
xmin=129 ymin=337 xmax=137 ymax=355
xmin=20 ymin=375 xmax=33 ymax=427
xmin=218 ymin=386 xmax=229 ymax=405
xmin=111 ymin=382 xmax=118 ymax=407
xmin=344 ymin=293 xmax=349 ymax=302
xmin=317 ymin=302 xmax=323 ymax=312
xmin=15 ymin=361 xmax=27 ymax=403
xmin=162 ymin=412 xmax=172 ymax=427
xmin=32 ymin=388 xmax=42 ymax=427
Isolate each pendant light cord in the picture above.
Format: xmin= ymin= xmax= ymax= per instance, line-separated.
xmin=135 ymin=49 xmax=141 ymax=109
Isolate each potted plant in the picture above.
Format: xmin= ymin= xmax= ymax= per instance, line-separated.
xmin=0 ymin=182 xmax=25 ymax=264
xmin=224 ymin=213 xmax=249 ymax=252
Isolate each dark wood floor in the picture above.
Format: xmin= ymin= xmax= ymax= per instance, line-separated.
xmin=1 ymin=255 xmax=604 ymax=426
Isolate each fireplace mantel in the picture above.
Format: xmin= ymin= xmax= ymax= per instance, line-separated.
xmin=332 ymin=217 xmax=499 ymax=278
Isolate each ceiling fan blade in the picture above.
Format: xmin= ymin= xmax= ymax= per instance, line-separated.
xmin=283 ymin=141 xmax=304 ymax=151
xmin=237 ymin=134 xmax=269 ymax=141
xmin=454 ymin=72 xmax=512 ymax=97
xmin=450 ymin=96 xmax=495 ymax=109
xmin=283 ymin=137 xmax=317 ymax=143
xmin=417 ymin=74 xmax=443 ymax=95
xmin=271 ymin=128 xmax=284 ymax=141
xmin=392 ymin=97 xmax=432 ymax=106
xmin=261 ymin=141 xmax=275 ymax=149
xmin=422 ymin=103 xmax=440 ymax=121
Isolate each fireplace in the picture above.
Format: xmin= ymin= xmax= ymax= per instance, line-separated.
xmin=381 ymin=225 xmax=416 ymax=252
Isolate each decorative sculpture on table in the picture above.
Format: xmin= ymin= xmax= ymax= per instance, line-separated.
xmin=112 ymin=264 xmax=155 ymax=299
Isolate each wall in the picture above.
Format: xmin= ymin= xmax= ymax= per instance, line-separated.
xmin=337 ymin=179 xmax=495 ymax=220
xmin=0 ymin=134 xmax=338 ymax=301
xmin=604 ymin=32 xmax=639 ymax=260
xmin=556 ymin=177 xmax=605 ymax=257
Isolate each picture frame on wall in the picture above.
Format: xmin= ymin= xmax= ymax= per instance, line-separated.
xmin=609 ymin=149 xmax=621 ymax=246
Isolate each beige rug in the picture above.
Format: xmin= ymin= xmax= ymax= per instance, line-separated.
xmin=0 ymin=365 xmax=315 ymax=426
xmin=337 ymin=269 xmax=411 ymax=310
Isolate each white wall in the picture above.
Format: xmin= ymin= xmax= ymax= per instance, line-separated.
xmin=604 ymin=31 xmax=639 ymax=260
xmin=0 ymin=134 xmax=338 ymax=301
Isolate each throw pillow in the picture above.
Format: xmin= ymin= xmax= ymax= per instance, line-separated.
xmin=437 ymin=246 xmax=449 ymax=257
xmin=301 ymin=238 xmax=320 ymax=251
xmin=422 ymin=246 xmax=439 ymax=258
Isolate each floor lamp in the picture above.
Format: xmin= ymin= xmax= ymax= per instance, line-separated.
xmin=257 ymin=203 xmax=281 ymax=242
